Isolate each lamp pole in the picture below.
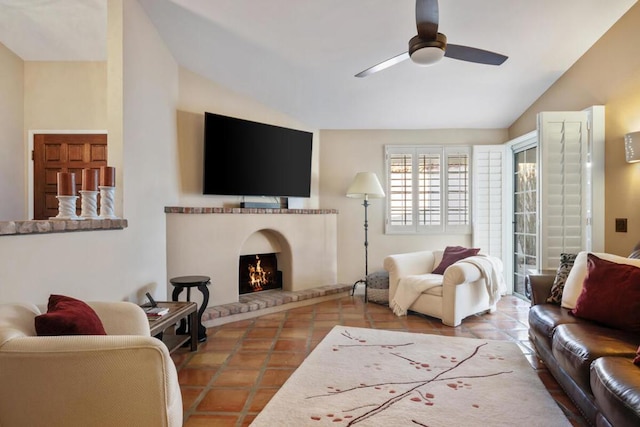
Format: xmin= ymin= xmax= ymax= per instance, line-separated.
xmin=351 ymin=195 xmax=370 ymax=302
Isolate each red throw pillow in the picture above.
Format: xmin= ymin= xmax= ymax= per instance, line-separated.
xmin=432 ymin=246 xmax=480 ymax=275
xmin=35 ymin=294 xmax=107 ymax=336
xmin=570 ymin=254 xmax=640 ymax=333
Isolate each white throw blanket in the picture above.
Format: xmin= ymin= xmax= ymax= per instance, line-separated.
xmin=390 ymin=274 xmax=443 ymax=316
xmin=390 ymin=255 xmax=505 ymax=317
xmin=459 ymin=255 xmax=506 ymax=306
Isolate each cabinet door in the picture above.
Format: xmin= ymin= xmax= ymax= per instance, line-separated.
xmin=33 ymin=133 xmax=107 ymax=220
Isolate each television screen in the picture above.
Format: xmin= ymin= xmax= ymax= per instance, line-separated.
xmin=203 ymin=112 xmax=313 ymax=197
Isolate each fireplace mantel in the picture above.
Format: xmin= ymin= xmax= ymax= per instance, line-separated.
xmin=165 ymin=207 xmax=338 ymax=215
xmin=165 ymin=206 xmax=338 ymax=308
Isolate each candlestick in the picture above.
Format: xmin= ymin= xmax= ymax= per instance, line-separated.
xmin=99 ymin=186 xmax=118 ymax=219
xmin=99 ymin=166 xmax=115 ymax=187
xmin=82 ymin=169 xmax=98 ymax=191
xmin=50 ymin=195 xmax=81 ymax=220
xmin=80 ymin=190 xmax=99 ymax=219
xmin=57 ymin=172 xmax=76 ymax=196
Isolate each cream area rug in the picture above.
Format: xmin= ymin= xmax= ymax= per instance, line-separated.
xmin=251 ymin=326 xmax=570 ymax=427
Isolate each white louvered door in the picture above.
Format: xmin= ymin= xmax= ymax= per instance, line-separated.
xmin=473 ymin=145 xmax=506 ymax=260
xmin=538 ymin=111 xmax=591 ymax=270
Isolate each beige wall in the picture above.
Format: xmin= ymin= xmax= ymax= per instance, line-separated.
xmin=0 ymin=43 xmax=24 ymax=221
xmin=319 ymin=129 xmax=508 ymax=284
xmin=0 ymin=0 xmax=179 ymax=304
xmin=24 ymin=62 xmax=107 ymax=131
xmin=175 ymin=68 xmax=319 ymax=209
xmin=509 ymin=3 xmax=640 ymax=255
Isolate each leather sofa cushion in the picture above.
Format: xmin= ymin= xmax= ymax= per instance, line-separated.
xmin=528 ymin=304 xmax=582 ymax=345
xmin=552 ymin=323 xmax=638 ymax=393
xmin=591 ymin=357 xmax=640 ymax=427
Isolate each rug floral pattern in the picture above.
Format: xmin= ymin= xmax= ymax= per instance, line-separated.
xmin=251 ymin=326 xmax=571 ymax=427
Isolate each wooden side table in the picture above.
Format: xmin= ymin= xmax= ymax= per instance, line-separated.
xmin=147 ymin=301 xmax=198 ymax=353
xmin=170 ymin=275 xmax=210 ymax=342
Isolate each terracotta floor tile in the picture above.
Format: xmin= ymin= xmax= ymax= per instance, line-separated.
xmin=184 ymin=414 xmax=239 ymax=427
xmin=273 ymin=339 xmax=308 ymax=352
xmin=267 ymin=352 xmax=307 ymax=367
xmin=246 ymin=328 xmax=279 ymax=339
xmin=283 ymin=319 xmax=311 ymax=328
xmin=259 ymin=368 xmax=294 ymax=387
xmin=213 ymin=368 xmax=261 ymax=387
xmin=213 ymin=329 xmax=247 ymax=339
xmin=197 ymin=388 xmax=251 ymax=412
xmin=249 ymin=388 xmax=278 ymax=411
xmin=313 ymin=320 xmax=341 ymax=328
xmin=241 ymin=413 xmax=257 ymax=426
xmin=279 ymin=328 xmax=310 ymax=339
xmin=178 ymin=368 xmax=217 ymax=386
xmin=239 ymin=339 xmax=273 ymax=351
xmin=199 ymin=339 xmax=239 ymax=352
xmin=226 ymin=352 xmax=268 ymax=368
xmin=187 ymin=351 xmax=231 ymax=367
xmin=253 ymin=319 xmax=283 ymax=328
xmin=181 ymin=387 xmax=204 ymax=411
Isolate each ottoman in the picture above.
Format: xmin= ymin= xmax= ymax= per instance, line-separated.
xmin=367 ymin=271 xmax=389 ymax=304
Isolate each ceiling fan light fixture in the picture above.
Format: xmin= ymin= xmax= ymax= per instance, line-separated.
xmin=408 ymin=33 xmax=447 ymax=66
xmin=410 ymin=46 xmax=445 ymax=66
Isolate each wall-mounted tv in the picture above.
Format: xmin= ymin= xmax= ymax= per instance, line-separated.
xmin=203 ymin=112 xmax=313 ymax=198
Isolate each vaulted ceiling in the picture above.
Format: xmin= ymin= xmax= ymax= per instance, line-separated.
xmin=1 ymin=0 xmax=637 ymax=129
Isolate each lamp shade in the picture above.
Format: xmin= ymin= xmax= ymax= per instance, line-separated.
xmin=346 ymin=172 xmax=385 ymax=199
xmin=625 ymin=132 xmax=640 ymax=163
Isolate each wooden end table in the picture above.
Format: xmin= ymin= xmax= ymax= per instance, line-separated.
xmin=146 ymin=301 xmax=198 ymax=353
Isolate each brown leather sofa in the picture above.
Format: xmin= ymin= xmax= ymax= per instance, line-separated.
xmin=528 ymin=274 xmax=640 ymax=427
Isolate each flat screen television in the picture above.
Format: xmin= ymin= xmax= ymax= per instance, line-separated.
xmin=203 ymin=112 xmax=313 ymax=198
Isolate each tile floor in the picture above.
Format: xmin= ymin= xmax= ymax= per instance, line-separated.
xmin=171 ymin=295 xmax=587 ymax=427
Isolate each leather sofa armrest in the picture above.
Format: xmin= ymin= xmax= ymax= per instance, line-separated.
xmin=527 ymin=274 xmax=555 ymax=306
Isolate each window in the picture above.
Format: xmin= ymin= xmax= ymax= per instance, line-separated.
xmin=385 ymin=146 xmax=471 ymax=234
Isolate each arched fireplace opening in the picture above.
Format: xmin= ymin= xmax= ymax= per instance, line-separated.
xmin=238 ymin=229 xmax=291 ymax=295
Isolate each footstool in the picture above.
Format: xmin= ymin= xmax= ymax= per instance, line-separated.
xmin=367 ymin=270 xmax=389 ymax=305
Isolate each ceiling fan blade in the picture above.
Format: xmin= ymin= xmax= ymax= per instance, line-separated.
xmin=416 ymin=0 xmax=438 ymax=40
xmin=355 ymin=51 xmax=410 ymax=78
xmin=445 ymin=44 xmax=508 ymax=65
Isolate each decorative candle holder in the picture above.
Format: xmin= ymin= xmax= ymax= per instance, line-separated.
xmin=51 ymin=195 xmax=81 ymax=220
xmin=99 ymin=186 xmax=118 ymax=219
xmin=80 ymin=190 xmax=100 ymax=219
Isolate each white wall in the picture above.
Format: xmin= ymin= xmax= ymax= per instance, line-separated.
xmin=319 ymin=129 xmax=509 ymax=284
xmin=0 ymin=0 xmax=179 ymax=304
xmin=0 ymin=43 xmax=24 ymax=221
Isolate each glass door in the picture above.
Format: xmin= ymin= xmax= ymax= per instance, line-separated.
xmin=513 ymin=146 xmax=537 ymax=298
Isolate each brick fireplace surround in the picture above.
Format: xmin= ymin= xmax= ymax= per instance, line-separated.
xmin=165 ymin=207 xmax=341 ymax=325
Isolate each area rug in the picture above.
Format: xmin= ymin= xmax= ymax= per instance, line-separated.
xmin=251 ymin=326 xmax=570 ymax=426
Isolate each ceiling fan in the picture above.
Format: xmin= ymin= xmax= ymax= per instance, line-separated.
xmin=355 ymin=0 xmax=508 ymax=78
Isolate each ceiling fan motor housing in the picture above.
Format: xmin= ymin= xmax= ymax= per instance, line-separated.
xmin=409 ymin=33 xmax=447 ymax=66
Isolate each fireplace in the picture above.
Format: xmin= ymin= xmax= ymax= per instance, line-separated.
xmin=239 ymin=253 xmax=283 ymax=294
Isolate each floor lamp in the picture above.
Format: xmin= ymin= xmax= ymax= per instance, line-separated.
xmin=346 ymin=172 xmax=386 ymax=302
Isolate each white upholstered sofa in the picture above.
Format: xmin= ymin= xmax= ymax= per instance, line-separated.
xmin=384 ymin=250 xmax=506 ymax=326
xmin=0 ymin=301 xmax=182 ymax=427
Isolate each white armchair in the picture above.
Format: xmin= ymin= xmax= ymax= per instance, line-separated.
xmin=384 ymin=250 xmax=505 ymax=327
xmin=0 ymin=301 xmax=182 ymax=427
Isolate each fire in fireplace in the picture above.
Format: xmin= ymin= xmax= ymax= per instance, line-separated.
xmin=239 ymin=253 xmax=282 ymax=294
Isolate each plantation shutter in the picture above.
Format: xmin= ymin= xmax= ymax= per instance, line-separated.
xmin=385 ymin=146 xmax=470 ymax=234
xmin=538 ymin=112 xmax=589 ymax=270
xmin=472 ymin=145 xmax=506 ymax=259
